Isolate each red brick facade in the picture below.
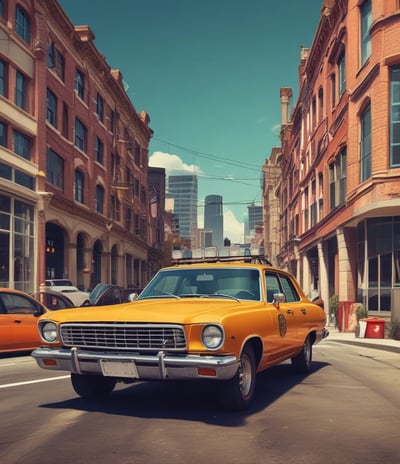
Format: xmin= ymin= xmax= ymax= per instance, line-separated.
xmin=265 ymin=0 xmax=400 ymax=331
xmin=0 ymin=0 xmax=157 ymax=293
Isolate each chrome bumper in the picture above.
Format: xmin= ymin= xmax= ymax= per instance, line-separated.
xmin=31 ymin=347 xmax=240 ymax=380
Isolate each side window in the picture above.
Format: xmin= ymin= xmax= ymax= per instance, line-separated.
xmin=278 ymin=274 xmax=300 ymax=303
xmin=0 ymin=293 xmax=38 ymax=314
xmin=265 ymin=272 xmax=281 ymax=302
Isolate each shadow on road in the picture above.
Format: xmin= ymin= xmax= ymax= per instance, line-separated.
xmin=38 ymin=360 xmax=329 ymax=426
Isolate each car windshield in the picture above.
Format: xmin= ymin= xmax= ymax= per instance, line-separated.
xmin=138 ymin=267 xmax=261 ymax=301
xmin=46 ymin=280 xmax=74 ymax=286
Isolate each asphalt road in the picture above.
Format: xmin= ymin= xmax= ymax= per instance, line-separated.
xmin=1 ymin=340 xmax=400 ymax=464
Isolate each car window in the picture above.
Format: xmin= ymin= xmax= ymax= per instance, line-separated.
xmin=139 ymin=268 xmax=261 ymax=300
xmin=265 ymin=272 xmax=281 ymax=302
xmin=278 ymin=274 xmax=300 ymax=302
xmin=0 ymin=293 xmax=39 ymax=314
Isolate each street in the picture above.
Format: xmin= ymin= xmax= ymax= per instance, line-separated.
xmin=1 ymin=340 xmax=400 ymax=464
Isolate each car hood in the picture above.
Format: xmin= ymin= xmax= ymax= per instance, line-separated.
xmin=40 ymin=297 xmax=260 ymax=325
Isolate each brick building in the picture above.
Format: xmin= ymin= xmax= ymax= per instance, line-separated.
xmin=0 ymin=0 xmax=155 ymax=293
xmin=264 ymin=0 xmax=400 ymax=331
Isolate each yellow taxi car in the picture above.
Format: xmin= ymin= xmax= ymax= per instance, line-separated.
xmin=0 ymin=288 xmax=48 ymax=353
xmin=32 ymin=246 xmax=328 ymax=410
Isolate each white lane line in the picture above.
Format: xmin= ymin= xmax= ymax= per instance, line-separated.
xmin=0 ymin=375 xmax=69 ymax=389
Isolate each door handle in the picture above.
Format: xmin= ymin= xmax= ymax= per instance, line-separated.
xmin=301 ymin=309 xmax=307 ymax=315
xmin=286 ymin=309 xmax=294 ymax=315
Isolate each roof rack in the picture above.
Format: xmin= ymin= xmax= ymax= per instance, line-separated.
xmin=171 ymin=245 xmax=272 ymax=266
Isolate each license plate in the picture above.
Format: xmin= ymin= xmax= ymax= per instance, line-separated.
xmin=100 ymin=360 xmax=139 ymax=378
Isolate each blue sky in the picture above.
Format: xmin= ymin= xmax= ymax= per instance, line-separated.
xmin=59 ymin=0 xmax=322 ymax=243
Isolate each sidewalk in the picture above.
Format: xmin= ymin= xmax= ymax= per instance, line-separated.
xmin=324 ymin=326 xmax=400 ymax=353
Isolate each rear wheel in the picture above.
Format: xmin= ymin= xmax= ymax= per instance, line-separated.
xmin=291 ymin=335 xmax=312 ymax=373
xmin=71 ymin=373 xmax=116 ymax=399
xmin=219 ymin=344 xmax=256 ymax=411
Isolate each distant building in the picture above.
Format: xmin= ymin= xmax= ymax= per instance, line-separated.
xmin=168 ymin=174 xmax=198 ymax=245
xmin=247 ymin=203 xmax=263 ymax=238
xmin=204 ymin=195 xmax=224 ymax=249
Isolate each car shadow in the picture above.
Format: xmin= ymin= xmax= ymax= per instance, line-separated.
xmin=38 ymin=360 xmax=329 ymax=426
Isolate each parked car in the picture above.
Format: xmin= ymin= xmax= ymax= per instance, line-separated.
xmin=87 ymin=284 xmax=141 ymax=306
xmin=32 ymin=246 xmax=328 ymax=410
xmin=33 ymin=290 xmax=75 ymax=310
xmin=0 ymin=288 xmax=48 ymax=353
xmin=42 ymin=279 xmax=90 ymax=306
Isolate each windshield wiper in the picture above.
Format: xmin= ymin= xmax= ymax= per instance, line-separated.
xmin=200 ymin=293 xmax=240 ymax=302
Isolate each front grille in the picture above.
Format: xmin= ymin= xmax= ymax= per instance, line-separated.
xmin=60 ymin=323 xmax=187 ymax=351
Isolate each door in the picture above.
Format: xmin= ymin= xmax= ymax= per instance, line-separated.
xmin=0 ymin=292 xmax=43 ymax=352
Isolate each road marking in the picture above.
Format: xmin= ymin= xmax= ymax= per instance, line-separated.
xmin=0 ymin=375 xmax=69 ymax=389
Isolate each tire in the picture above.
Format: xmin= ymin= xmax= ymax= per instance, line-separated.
xmin=219 ymin=345 xmax=256 ymax=411
xmin=71 ymin=373 xmax=116 ymax=399
xmin=291 ymin=335 xmax=312 ymax=373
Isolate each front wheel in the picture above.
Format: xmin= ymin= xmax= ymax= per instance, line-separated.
xmin=219 ymin=345 xmax=256 ymax=411
xmin=291 ymin=335 xmax=312 ymax=373
xmin=71 ymin=373 xmax=116 ymax=399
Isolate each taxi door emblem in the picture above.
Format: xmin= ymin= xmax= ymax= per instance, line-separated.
xmin=278 ymin=314 xmax=287 ymax=337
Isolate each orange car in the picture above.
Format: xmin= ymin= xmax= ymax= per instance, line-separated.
xmin=0 ymin=288 xmax=48 ymax=353
xmin=32 ymin=246 xmax=328 ymax=410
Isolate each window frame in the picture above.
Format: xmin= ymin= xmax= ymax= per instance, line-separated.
xmin=15 ymin=5 xmax=30 ymax=44
xmin=390 ymin=66 xmax=400 ymax=168
xmin=360 ymin=104 xmax=372 ymax=182
xmin=46 ymin=88 xmax=57 ymax=127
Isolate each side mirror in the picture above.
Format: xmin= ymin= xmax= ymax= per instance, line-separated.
xmin=127 ymin=293 xmax=139 ymax=302
xmin=273 ymin=292 xmax=286 ymax=309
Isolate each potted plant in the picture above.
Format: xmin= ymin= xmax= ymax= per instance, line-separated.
xmin=355 ymin=304 xmax=368 ymax=337
xmin=329 ymin=295 xmax=339 ymax=328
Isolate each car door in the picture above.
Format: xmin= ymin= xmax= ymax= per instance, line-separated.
xmin=264 ymin=271 xmax=303 ymax=358
xmin=0 ymin=292 xmax=43 ymax=352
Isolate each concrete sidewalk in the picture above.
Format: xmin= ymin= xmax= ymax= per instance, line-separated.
xmin=324 ymin=326 xmax=400 ymax=353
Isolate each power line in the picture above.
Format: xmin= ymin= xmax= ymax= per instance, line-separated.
xmin=153 ymin=137 xmax=262 ymax=172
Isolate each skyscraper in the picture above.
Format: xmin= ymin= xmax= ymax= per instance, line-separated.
xmin=168 ymin=174 xmax=198 ymax=244
xmin=204 ymin=195 xmax=224 ymax=249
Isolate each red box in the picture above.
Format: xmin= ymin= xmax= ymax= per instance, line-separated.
xmin=363 ymin=317 xmax=385 ymax=339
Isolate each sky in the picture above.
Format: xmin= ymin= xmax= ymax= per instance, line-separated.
xmin=58 ymin=0 xmax=322 ymax=243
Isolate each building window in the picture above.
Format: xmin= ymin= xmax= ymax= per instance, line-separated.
xmin=75 ymin=118 xmax=87 ymax=152
xmin=0 ymin=59 xmax=6 ymax=96
xmin=338 ymin=52 xmax=346 ymax=97
xmin=15 ymin=71 xmax=28 ymax=111
xmin=390 ymin=66 xmax=400 ymax=168
xmin=329 ymin=148 xmax=347 ymax=210
xmin=74 ymin=170 xmax=84 ymax=203
xmin=13 ymin=130 xmax=31 ymax=160
xmin=135 ymin=143 xmax=141 ymax=166
xmin=95 ymin=184 xmax=104 ymax=214
xmin=361 ymin=0 xmax=372 ymax=66
xmin=75 ymin=69 xmax=85 ymax=100
xmin=96 ymin=93 xmax=104 ymax=122
xmin=47 ymin=42 xmax=65 ymax=81
xmin=360 ymin=105 xmax=371 ymax=182
xmin=0 ymin=121 xmax=7 ymax=147
xmin=330 ymin=73 xmax=336 ymax=109
xmin=94 ymin=137 xmax=104 ymax=164
xmin=15 ymin=5 xmax=30 ymax=44
xmin=0 ymin=0 xmax=4 ymax=18
xmin=111 ymin=195 xmax=121 ymax=222
xmin=46 ymin=88 xmax=57 ymax=127
xmin=62 ymin=102 xmax=69 ymax=139
xmin=47 ymin=148 xmax=64 ymax=189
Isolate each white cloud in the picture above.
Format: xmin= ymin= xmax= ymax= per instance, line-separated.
xmin=149 ymin=151 xmax=202 ymax=175
xmin=223 ymin=209 xmax=244 ymax=244
xmin=150 ymin=151 xmax=244 ymax=244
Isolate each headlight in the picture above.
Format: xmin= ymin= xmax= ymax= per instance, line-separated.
xmin=40 ymin=321 xmax=58 ymax=343
xmin=202 ymin=324 xmax=224 ymax=350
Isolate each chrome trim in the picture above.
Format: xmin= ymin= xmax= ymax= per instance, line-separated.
xmin=32 ymin=347 xmax=240 ymax=380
